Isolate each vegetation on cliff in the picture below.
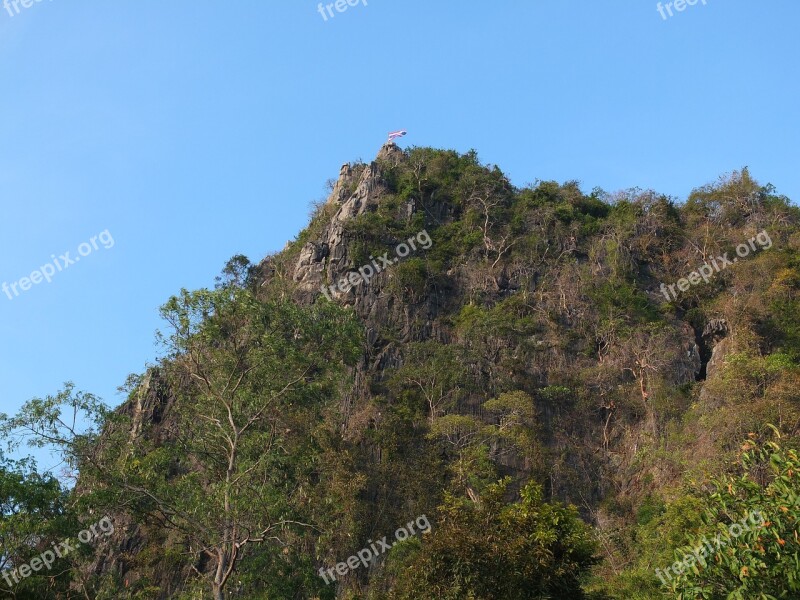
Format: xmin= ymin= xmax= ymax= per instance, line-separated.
xmin=2 ymin=146 xmax=800 ymax=599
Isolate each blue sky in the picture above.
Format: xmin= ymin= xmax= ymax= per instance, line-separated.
xmin=0 ymin=1 xmax=797 ymax=468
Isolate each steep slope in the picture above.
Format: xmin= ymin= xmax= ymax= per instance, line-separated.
xmin=80 ymin=144 xmax=800 ymax=599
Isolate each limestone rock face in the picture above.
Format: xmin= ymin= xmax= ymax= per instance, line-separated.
xmin=703 ymin=318 xmax=729 ymax=345
xmin=703 ymin=318 xmax=730 ymax=380
xmin=120 ymin=368 xmax=177 ymax=444
xmin=676 ymin=322 xmax=702 ymax=384
xmin=292 ymin=144 xmax=404 ymax=301
xmin=87 ymin=368 xmax=186 ymax=597
xmin=325 ymin=163 xmax=359 ymax=206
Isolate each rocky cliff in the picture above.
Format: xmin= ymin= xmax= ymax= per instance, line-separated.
xmin=83 ymin=145 xmax=799 ymax=598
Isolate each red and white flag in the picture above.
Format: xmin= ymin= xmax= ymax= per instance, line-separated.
xmin=387 ymin=130 xmax=407 ymax=143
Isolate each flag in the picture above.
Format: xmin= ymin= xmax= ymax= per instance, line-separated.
xmin=387 ymin=130 xmax=407 ymax=142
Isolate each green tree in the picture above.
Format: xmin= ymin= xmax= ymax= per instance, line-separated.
xmin=3 ymin=285 xmax=361 ymax=600
xmin=387 ymin=478 xmax=600 ymax=600
xmin=150 ymin=288 xmax=360 ymax=599
xmin=667 ymin=431 xmax=800 ymax=599
xmin=0 ymin=455 xmax=74 ymax=599
xmin=387 ymin=341 xmax=472 ymax=425
xmin=428 ymin=391 xmax=540 ymax=500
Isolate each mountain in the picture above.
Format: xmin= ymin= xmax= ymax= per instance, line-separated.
xmin=4 ymin=144 xmax=800 ymax=599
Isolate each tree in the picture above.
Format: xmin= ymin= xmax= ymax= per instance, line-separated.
xmin=666 ymin=430 xmax=800 ymax=599
xmin=150 ymin=288 xmax=361 ymax=599
xmin=388 ymin=341 xmax=471 ymax=426
xmin=461 ymin=167 xmax=517 ymax=268
xmin=3 ymin=285 xmax=361 ymax=600
xmin=386 ymin=477 xmax=601 ymax=600
xmin=0 ymin=455 xmax=73 ymax=600
xmin=427 ymin=391 xmax=540 ymax=500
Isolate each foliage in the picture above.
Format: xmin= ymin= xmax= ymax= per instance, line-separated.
xmin=0 ymin=456 xmax=74 ymax=599
xmin=667 ymin=434 xmax=800 ymax=599
xmin=387 ymin=477 xmax=601 ymax=600
xmin=2 ymin=280 xmax=361 ymax=599
xmin=2 ymin=148 xmax=800 ymax=598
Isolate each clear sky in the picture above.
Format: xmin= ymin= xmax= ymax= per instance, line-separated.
xmin=1 ymin=1 xmax=797 ymax=467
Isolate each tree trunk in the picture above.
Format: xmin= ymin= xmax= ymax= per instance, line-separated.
xmin=213 ymin=549 xmax=228 ymax=600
